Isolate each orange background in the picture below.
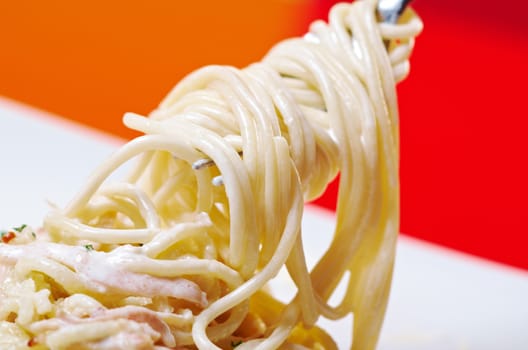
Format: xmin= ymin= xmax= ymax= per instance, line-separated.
xmin=0 ymin=0 xmax=314 ymax=138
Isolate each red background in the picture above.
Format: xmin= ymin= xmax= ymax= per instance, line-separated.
xmin=1 ymin=0 xmax=527 ymax=270
xmin=314 ymin=0 xmax=528 ymax=270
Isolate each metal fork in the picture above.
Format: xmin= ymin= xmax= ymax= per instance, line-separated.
xmin=193 ymin=0 xmax=414 ymax=186
xmin=377 ymin=0 xmax=413 ymax=24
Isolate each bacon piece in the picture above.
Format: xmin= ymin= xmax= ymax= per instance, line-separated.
xmin=81 ymin=258 xmax=207 ymax=307
xmin=0 ymin=241 xmax=207 ymax=307
xmin=80 ymin=331 xmax=159 ymax=350
xmin=31 ymin=306 xmax=176 ymax=348
xmin=91 ymin=306 xmax=175 ymax=346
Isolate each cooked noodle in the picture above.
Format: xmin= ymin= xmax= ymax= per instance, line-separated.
xmin=0 ymin=1 xmax=422 ymax=349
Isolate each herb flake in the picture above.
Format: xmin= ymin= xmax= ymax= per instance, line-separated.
xmin=84 ymin=244 xmax=95 ymax=251
xmin=231 ymin=340 xmax=243 ymax=348
xmin=13 ymin=224 xmax=27 ymax=232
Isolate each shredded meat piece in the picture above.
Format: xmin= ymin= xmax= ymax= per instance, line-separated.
xmin=31 ymin=306 xmax=177 ymax=348
xmin=0 ymin=242 xmax=207 ymax=306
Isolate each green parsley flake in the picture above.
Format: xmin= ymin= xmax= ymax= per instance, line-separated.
xmin=13 ymin=224 xmax=27 ymax=232
xmin=231 ymin=340 xmax=243 ymax=348
xmin=84 ymin=244 xmax=95 ymax=251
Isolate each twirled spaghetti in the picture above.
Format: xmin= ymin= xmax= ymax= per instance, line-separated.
xmin=0 ymin=1 xmax=422 ymax=349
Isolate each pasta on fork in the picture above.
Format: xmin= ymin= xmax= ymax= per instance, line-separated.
xmin=0 ymin=1 xmax=422 ymax=349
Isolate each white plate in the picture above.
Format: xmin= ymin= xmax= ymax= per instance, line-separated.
xmin=1 ymin=96 xmax=527 ymax=349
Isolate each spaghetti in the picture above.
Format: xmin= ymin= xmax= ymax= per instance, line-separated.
xmin=0 ymin=1 xmax=422 ymax=349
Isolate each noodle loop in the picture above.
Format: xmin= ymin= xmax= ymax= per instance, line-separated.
xmin=0 ymin=1 xmax=422 ymax=349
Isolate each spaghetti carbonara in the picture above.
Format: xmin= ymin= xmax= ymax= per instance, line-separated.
xmin=0 ymin=1 xmax=422 ymax=349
